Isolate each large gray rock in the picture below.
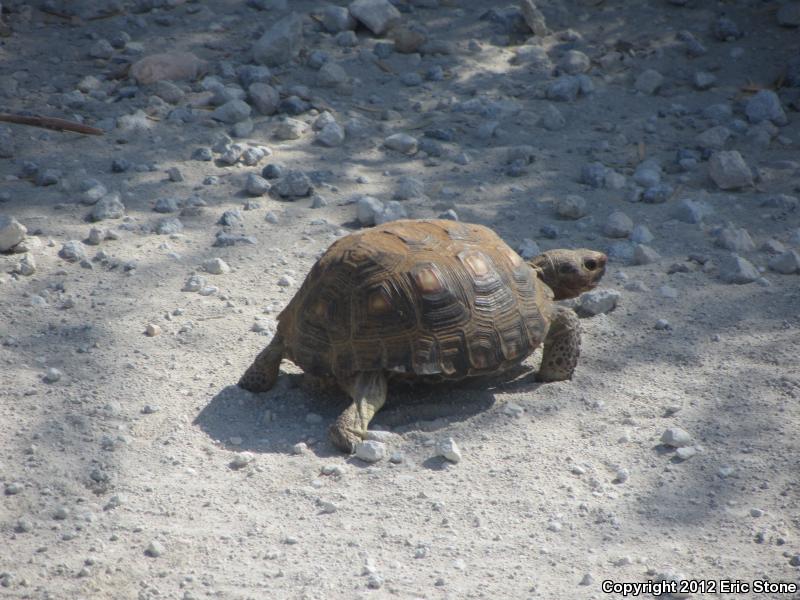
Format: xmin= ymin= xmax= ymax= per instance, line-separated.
xmin=708 ymin=151 xmax=753 ymax=190
xmin=357 ymin=196 xmax=384 ymax=226
xmin=672 ymin=198 xmax=713 ymax=224
xmin=273 ymin=171 xmax=312 ymax=198
xmin=252 ymin=13 xmax=304 ymax=67
xmin=348 ymin=0 xmax=401 ymax=35
xmin=768 ymin=250 xmax=800 ymax=274
xmin=719 ymin=253 xmax=759 ymax=284
xmin=745 ymin=90 xmax=788 ymax=126
xmin=59 ymin=240 xmax=88 ymax=262
xmin=90 ymin=193 xmax=125 ymax=221
xmin=0 ymin=215 xmax=27 ymax=251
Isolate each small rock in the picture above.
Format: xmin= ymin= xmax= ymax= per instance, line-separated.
xmin=661 ymin=427 xmax=692 ymax=448
xmin=131 ymin=52 xmax=207 ymax=85
xmin=693 ymin=71 xmax=717 ymax=90
xmin=579 ymin=573 xmax=594 ymax=586
xmin=558 ymin=50 xmax=590 ymax=75
xmin=576 ymin=289 xmax=620 ymax=316
xmin=43 ymin=367 xmax=63 ymax=383
xmin=635 ymin=69 xmax=664 ymax=95
xmin=540 ymin=103 xmax=566 ymax=131
xmin=354 ymin=440 xmax=386 ymax=463
xmin=348 ymin=0 xmax=401 ymax=35
xmin=768 ymin=250 xmax=800 ymax=274
xmin=654 ymin=318 xmax=671 ymax=331
xmin=546 ymin=75 xmax=581 ymax=102
xmin=394 ymin=176 xmax=425 ymax=200
xmin=745 ymin=90 xmax=788 ymax=126
xmin=145 ymin=323 xmax=162 ymax=337
xmin=672 ymin=198 xmax=713 ymax=224
xmin=204 ymin=258 xmax=231 ymax=274
xmin=319 ymin=5 xmax=357 ymax=33
xmin=517 ymin=239 xmax=541 ymax=259
xmin=375 ymin=201 xmax=408 ymax=225
xmin=0 ymin=216 xmax=27 ymax=251
xmin=274 ymin=118 xmax=307 ymax=140
xmin=144 ymin=541 xmax=165 ymax=558
xmin=274 ymin=170 xmax=312 ymax=198
xmin=384 ymin=133 xmax=418 ymax=155
xmin=715 ymin=227 xmax=755 ymax=253
xmin=90 ymin=193 xmax=126 ymax=222
xmin=248 ymin=83 xmax=280 ymax=115
xmin=316 ymin=122 xmax=346 ymax=147
xmin=317 ymin=61 xmax=349 ymax=87
xmin=520 ymin=0 xmax=549 ymax=36
xmin=292 ymin=442 xmax=307 ymax=455
xmin=632 ymin=244 xmax=660 ymax=265
xmin=437 ymin=437 xmax=462 ymax=463
xmin=245 ymin=173 xmax=271 ymax=196
xmin=252 ymin=13 xmax=304 ymax=67
xmin=155 ymin=217 xmax=183 ymax=235
xmin=154 ymin=197 xmax=180 ymax=213
xmin=709 ymin=151 xmax=753 ymax=190
xmin=603 ymin=211 xmax=633 ymax=238
xmin=675 ymin=446 xmax=696 ymax=461
xmin=229 ymin=452 xmax=254 ymax=469
xmin=719 ymin=253 xmax=759 ymax=284
xmin=15 ymin=253 xmax=36 ymax=276
xmin=555 ymin=195 xmax=587 ymax=219
xmin=59 ymin=241 xmax=88 ymax=262
xmin=277 ymin=274 xmax=295 ymax=287
xmin=212 ymin=100 xmax=251 ymax=124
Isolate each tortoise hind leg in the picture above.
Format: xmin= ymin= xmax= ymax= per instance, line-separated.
xmin=329 ymin=371 xmax=387 ymax=453
xmin=538 ymin=307 xmax=581 ymax=382
xmin=238 ymin=335 xmax=285 ymax=392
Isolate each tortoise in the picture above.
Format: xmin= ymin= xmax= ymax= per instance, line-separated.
xmin=238 ymin=219 xmax=606 ymax=453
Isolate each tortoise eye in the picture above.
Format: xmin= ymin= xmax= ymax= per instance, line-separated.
xmin=584 ymin=258 xmax=598 ymax=271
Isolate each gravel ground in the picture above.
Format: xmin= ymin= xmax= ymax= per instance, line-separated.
xmin=1 ymin=0 xmax=799 ymax=598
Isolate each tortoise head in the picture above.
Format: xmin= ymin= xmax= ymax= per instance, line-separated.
xmin=528 ymin=249 xmax=607 ymax=300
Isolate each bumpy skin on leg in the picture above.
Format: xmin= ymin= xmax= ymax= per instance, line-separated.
xmin=538 ymin=307 xmax=581 ymax=382
xmin=238 ymin=335 xmax=285 ymax=392
xmin=329 ymin=371 xmax=387 ymax=453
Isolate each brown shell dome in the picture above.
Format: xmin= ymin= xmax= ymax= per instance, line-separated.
xmin=277 ymin=219 xmax=552 ymax=381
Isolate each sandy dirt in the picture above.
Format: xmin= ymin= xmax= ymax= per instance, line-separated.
xmin=1 ymin=0 xmax=799 ymax=598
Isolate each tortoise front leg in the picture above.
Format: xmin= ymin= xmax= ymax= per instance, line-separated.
xmin=329 ymin=371 xmax=387 ymax=453
xmin=538 ymin=306 xmax=581 ymax=382
xmin=238 ymin=334 xmax=285 ymax=392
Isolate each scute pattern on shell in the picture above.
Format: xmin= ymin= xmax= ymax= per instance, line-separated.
xmin=278 ymin=220 xmax=551 ymax=380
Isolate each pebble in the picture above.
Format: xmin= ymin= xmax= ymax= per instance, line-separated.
xmin=292 ymin=442 xmax=307 ymax=455
xmin=555 ymin=195 xmax=586 ymax=219
xmin=229 ymin=452 xmax=254 ymax=469
xmin=715 ymin=226 xmax=755 ymax=253
xmin=376 ymin=200 xmax=408 ymax=224
xmin=316 ymin=122 xmax=346 ymax=147
xmin=630 ymin=224 xmax=654 ymax=244
xmin=384 ymin=133 xmax=418 ymax=155
xmin=274 ymin=118 xmax=307 ymax=141
xmin=696 ymin=125 xmax=731 ymax=150
xmin=713 ymin=16 xmax=741 ymax=40
xmin=579 ymin=573 xmax=594 ymax=586
xmin=354 ymin=440 xmax=386 ymax=462
xmin=155 ymin=217 xmax=183 ymax=235
xmin=437 ymin=437 xmax=462 ymax=463
xmin=4 ymin=481 xmax=23 ymax=495
xmin=632 ymin=244 xmax=660 ymax=265
xmin=154 ymin=197 xmax=180 ymax=213
xmin=635 ymin=69 xmax=664 ymax=95
xmin=718 ymin=253 xmax=759 ymax=284
xmin=15 ymin=253 xmax=36 ymax=276
xmin=672 ymin=198 xmax=712 ymax=224
xmin=693 ymin=71 xmax=716 ymax=90
xmin=252 ymin=13 xmax=303 ymax=66
xmin=245 ymin=173 xmax=271 ymax=196
xmin=277 ymin=274 xmax=295 ymax=287
xmin=674 ymin=446 xmax=696 ymax=461
xmin=319 ymin=5 xmax=357 ymax=33
xmin=273 ymin=171 xmax=312 ymax=198
xmin=661 ymin=427 xmax=692 ymax=448
xmin=540 ymin=103 xmax=566 ymax=131
xmin=709 ymin=151 xmax=753 ymax=190
xmin=348 ymin=0 xmax=401 ymax=35
xmin=517 ymin=239 xmax=541 ymax=259
xmin=357 ymin=196 xmax=384 ymax=226
xmin=211 ymin=100 xmax=251 ymax=124
xmin=0 ymin=216 xmax=27 ymax=251
xmin=745 ymin=90 xmax=788 ymax=126
xmin=317 ymin=62 xmax=349 ymax=87
xmin=90 ymin=193 xmax=126 ymax=222
xmin=248 ymin=83 xmax=280 ymax=115
xmin=768 ymin=250 xmax=800 ymax=274
xmin=576 ymin=289 xmax=620 ymax=316
xmin=145 ymin=541 xmax=165 ymax=558
xmin=262 ymin=164 xmax=284 ymax=179
xmin=59 ymin=241 xmax=88 ymax=262
xmin=558 ymin=50 xmax=590 ymax=75
xmin=654 ymin=318 xmax=671 ymax=330
xmin=394 ymin=176 xmax=425 ymax=200
xmin=204 ymin=258 xmax=231 ymax=274
xmin=145 ymin=323 xmax=162 ymax=337
xmin=546 ymin=75 xmax=582 ymax=102
xmin=603 ymin=211 xmax=633 ymax=238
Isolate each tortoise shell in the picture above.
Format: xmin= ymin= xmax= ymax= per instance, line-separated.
xmin=277 ymin=219 xmax=553 ymax=381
